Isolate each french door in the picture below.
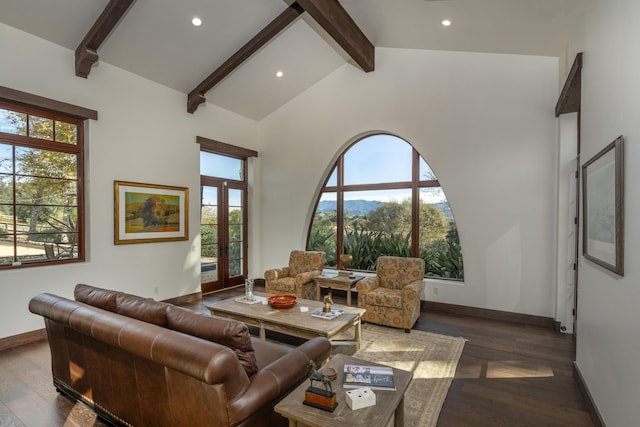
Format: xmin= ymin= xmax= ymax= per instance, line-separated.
xmin=200 ymin=177 xmax=247 ymax=293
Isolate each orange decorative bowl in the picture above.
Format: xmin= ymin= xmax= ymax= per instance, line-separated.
xmin=268 ymin=294 xmax=298 ymax=309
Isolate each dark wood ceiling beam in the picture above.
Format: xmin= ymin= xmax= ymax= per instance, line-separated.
xmin=187 ymin=2 xmax=304 ymax=114
xmin=75 ymin=0 xmax=137 ymax=78
xmin=296 ymin=0 xmax=374 ymax=73
xmin=555 ymin=52 xmax=583 ymax=117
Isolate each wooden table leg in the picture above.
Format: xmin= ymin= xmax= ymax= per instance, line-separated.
xmin=346 ymin=285 xmax=352 ymax=306
xmin=355 ymin=317 xmax=362 ymax=348
xmin=316 ymin=282 xmax=321 ymax=301
xmin=259 ymin=321 xmax=266 ymax=340
xmin=394 ymin=397 xmax=405 ymax=427
xmin=288 ymin=419 xmax=297 ymax=427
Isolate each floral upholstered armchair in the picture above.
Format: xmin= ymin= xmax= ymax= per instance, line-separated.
xmin=264 ymin=250 xmax=326 ymax=300
xmin=356 ymin=256 xmax=425 ymax=333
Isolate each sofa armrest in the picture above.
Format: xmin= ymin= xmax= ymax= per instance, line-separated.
xmin=264 ymin=267 xmax=285 ymax=283
xmin=295 ymin=270 xmax=321 ymax=286
xmin=228 ymin=337 xmax=331 ymax=425
xmin=355 ymin=277 xmax=379 ymax=308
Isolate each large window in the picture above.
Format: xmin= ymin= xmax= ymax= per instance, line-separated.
xmin=0 ymin=102 xmax=84 ymax=268
xmin=308 ymin=134 xmax=464 ymax=279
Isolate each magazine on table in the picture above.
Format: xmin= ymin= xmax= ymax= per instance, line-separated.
xmin=234 ymin=295 xmax=266 ymax=304
xmin=311 ymin=309 xmax=344 ymax=320
xmin=343 ymin=364 xmax=396 ymax=391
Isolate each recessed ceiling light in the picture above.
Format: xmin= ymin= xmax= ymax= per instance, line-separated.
xmin=441 ymin=19 xmax=452 ymax=27
xmin=276 ymin=71 xmax=284 ymax=78
xmin=192 ymin=17 xmax=202 ymax=27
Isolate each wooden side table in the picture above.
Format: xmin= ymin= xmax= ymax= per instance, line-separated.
xmin=275 ymin=353 xmax=412 ymax=427
xmin=315 ymin=274 xmax=364 ymax=306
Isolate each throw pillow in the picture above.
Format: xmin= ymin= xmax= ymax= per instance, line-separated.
xmin=74 ymin=283 xmax=118 ymax=312
xmin=115 ymin=293 xmax=169 ymax=327
xmin=166 ymin=305 xmax=258 ymax=376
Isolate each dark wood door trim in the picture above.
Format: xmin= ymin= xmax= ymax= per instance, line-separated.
xmin=555 ymin=52 xmax=583 ymax=117
xmin=197 ymin=136 xmax=258 ymax=159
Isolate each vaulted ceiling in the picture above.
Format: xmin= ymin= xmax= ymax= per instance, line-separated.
xmin=0 ymin=0 xmax=591 ymax=120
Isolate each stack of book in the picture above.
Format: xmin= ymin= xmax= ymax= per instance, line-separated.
xmin=234 ymin=295 xmax=266 ymax=304
xmin=311 ymin=309 xmax=344 ymax=320
xmin=343 ymin=364 xmax=396 ymax=391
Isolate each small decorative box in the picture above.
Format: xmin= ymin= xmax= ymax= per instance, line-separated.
xmin=345 ymin=387 xmax=376 ymax=410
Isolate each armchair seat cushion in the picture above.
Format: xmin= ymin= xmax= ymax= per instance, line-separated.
xmin=364 ymin=288 xmax=403 ymax=309
xmin=268 ymin=277 xmax=297 ymax=294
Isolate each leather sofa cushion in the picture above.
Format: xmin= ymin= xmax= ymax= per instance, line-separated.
xmin=251 ymin=337 xmax=292 ymax=370
xmin=74 ymin=283 xmax=118 ymax=312
xmin=167 ymin=306 xmax=258 ymax=377
xmin=115 ymin=293 xmax=169 ymax=327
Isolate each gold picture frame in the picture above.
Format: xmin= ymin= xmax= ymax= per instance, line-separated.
xmin=114 ymin=181 xmax=189 ymax=245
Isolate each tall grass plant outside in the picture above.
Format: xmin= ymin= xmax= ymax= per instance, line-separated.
xmin=311 ymin=219 xmax=464 ymax=279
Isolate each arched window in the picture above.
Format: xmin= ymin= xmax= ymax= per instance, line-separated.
xmin=307 ymin=134 xmax=464 ymax=279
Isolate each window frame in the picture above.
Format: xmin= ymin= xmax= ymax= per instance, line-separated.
xmin=307 ymin=133 xmax=462 ymax=280
xmin=0 ymin=86 xmax=96 ymax=269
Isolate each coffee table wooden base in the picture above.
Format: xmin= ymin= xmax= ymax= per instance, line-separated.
xmin=246 ymin=315 xmax=361 ymax=347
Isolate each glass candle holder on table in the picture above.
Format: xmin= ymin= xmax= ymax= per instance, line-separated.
xmin=245 ymin=279 xmax=254 ymax=301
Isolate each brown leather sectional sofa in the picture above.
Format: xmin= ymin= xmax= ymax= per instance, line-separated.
xmin=29 ymin=284 xmax=331 ymax=427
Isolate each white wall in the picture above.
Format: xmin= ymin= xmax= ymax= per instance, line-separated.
xmin=570 ymin=1 xmax=640 ymax=425
xmin=0 ymin=23 xmax=260 ymax=339
xmin=259 ymin=47 xmax=559 ymax=318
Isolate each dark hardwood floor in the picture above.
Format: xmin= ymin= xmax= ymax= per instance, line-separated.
xmin=1 ymin=286 xmax=593 ymax=426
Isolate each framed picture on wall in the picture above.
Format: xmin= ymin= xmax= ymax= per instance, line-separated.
xmin=114 ymin=181 xmax=189 ymax=245
xmin=582 ymin=136 xmax=624 ymax=276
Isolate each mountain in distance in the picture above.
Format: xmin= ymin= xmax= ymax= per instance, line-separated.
xmin=317 ymin=200 xmax=384 ymax=216
xmin=317 ymin=199 xmax=453 ymax=218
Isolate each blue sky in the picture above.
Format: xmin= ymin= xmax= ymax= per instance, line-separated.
xmin=324 ymin=134 xmax=446 ymax=204
xmin=0 ymin=109 xmax=18 ymax=134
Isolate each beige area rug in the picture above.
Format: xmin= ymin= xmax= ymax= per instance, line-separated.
xmin=338 ymin=323 xmax=466 ymax=427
